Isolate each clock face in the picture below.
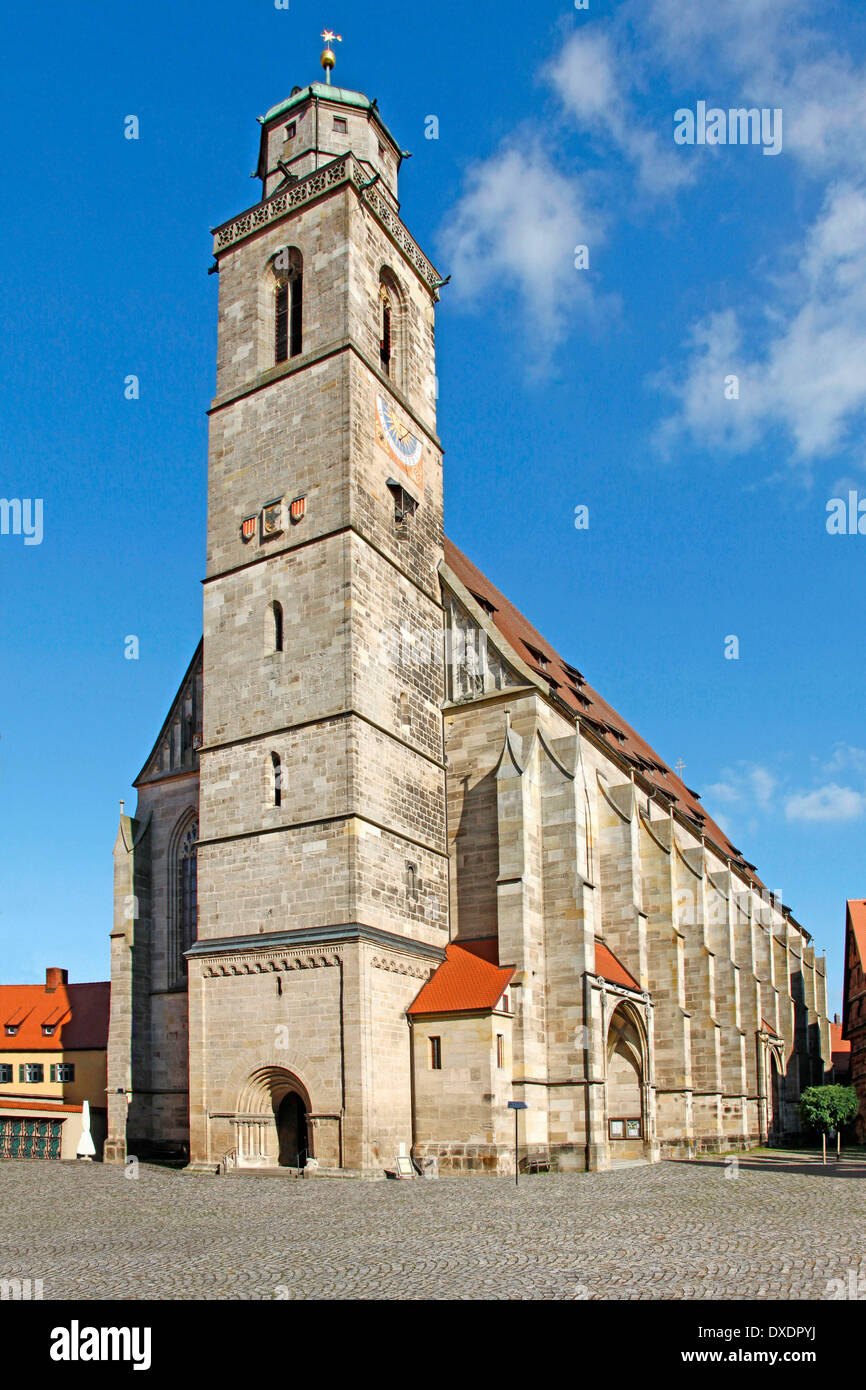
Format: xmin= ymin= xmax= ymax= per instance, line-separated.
xmin=375 ymin=393 xmax=423 ymax=486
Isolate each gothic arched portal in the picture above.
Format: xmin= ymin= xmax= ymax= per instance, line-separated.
xmin=606 ymin=1002 xmax=647 ymax=1148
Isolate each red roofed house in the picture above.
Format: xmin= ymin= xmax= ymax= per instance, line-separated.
xmin=842 ymin=901 xmax=866 ymax=1139
xmin=830 ymin=1017 xmax=851 ymax=1083
xmin=0 ymin=969 xmax=110 ymax=1159
xmin=105 ymin=72 xmax=833 ymax=1176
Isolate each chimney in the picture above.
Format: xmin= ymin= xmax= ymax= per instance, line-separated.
xmin=45 ymin=967 xmax=68 ymax=992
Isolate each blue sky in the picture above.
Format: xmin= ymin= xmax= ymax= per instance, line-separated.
xmin=1 ymin=0 xmax=864 ymax=1013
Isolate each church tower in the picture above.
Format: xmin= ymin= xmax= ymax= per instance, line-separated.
xmin=187 ymin=61 xmax=449 ymax=1172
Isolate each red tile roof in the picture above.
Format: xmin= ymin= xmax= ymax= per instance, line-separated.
xmin=595 ymin=941 xmax=640 ymax=990
xmin=0 ymin=980 xmax=109 ymax=1051
xmin=847 ymin=899 xmax=866 ymax=968
xmin=444 ymin=537 xmax=776 ymax=902
xmin=408 ymin=943 xmax=514 ymax=1016
xmin=456 ymin=938 xmax=500 ymax=964
xmin=830 ymin=1020 xmax=851 ymax=1056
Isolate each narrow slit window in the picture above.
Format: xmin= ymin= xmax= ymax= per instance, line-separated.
xmin=273 ymin=601 xmax=284 ymax=653
xmin=272 ymin=756 xmax=283 ymax=811
xmin=430 ymin=1036 xmax=442 ymax=1070
xmin=496 ymin=1034 xmax=504 ymax=1069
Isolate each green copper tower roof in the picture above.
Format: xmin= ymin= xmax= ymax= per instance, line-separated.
xmin=259 ymin=83 xmax=401 ymax=152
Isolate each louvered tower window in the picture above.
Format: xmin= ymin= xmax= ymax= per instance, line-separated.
xmin=274 ymin=249 xmax=303 ymax=363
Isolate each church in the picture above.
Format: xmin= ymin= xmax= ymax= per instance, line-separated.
xmin=104 ymin=57 xmax=832 ymax=1176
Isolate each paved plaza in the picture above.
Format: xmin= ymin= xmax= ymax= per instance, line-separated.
xmin=1 ymin=1151 xmax=864 ymax=1300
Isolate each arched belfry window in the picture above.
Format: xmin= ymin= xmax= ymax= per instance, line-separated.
xmin=274 ymin=248 xmax=303 ymax=363
xmin=168 ymin=811 xmax=198 ymax=986
xmin=378 ymin=268 xmax=404 ymax=387
xmin=379 ymin=283 xmax=392 ymax=376
xmin=271 ymin=752 xmax=282 ymax=807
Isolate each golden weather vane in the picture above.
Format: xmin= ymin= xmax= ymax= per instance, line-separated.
xmin=320 ymin=29 xmax=342 ymax=84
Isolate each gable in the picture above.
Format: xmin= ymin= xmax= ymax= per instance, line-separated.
xmin=136 ymin=642 xmax=203 ymax=786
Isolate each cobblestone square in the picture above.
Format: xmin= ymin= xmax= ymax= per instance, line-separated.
xmin=1 ymin=1151 xmax=864 ymax=1301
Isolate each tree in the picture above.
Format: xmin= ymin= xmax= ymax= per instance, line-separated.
xmin=799 ymin=1085 xmax=859 ymax=1136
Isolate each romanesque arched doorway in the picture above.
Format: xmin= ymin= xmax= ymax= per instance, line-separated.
xmin=606 ymin=1003 xmax=647 ymax=1155
xmin=277 ymin=1092 xmax=308 ymax=1167
xmin=235 ymin=1067 xmax=312 ymax=1168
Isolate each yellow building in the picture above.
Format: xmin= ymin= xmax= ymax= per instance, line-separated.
xmin=0 ymin=968 xmax=109 ymax=1159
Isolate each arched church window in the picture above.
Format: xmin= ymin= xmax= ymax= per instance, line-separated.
xmin=169 ymin=812 xmax=198 ymax=985
xmin=179 ymin=822 xmax=198 ymax=968
xmin=272 ymin=600 xmax=284 ymax=653
xmin=271 ymin=752 xmax=282 ymax=807
xmin=275 ymin=248 xmax=303 ymax=363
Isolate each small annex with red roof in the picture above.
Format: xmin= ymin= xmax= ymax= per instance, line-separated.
xmin=0 ymin=968 xmax=110 ymax=1160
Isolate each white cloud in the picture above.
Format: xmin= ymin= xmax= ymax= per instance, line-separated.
xmin=706 ymin=756 xmax=866 ymax=826
xmin=823 ymin=743 xmax=866 ymax=777
xmin=785 ymin=784 xmax=866 ymax=822
xmin=705 ymin=762 xmax=778 ymax=810
xmin=656 ymin=182 xmax=866 ymax=462
xmin=439 ymin=138 xmax=606 ymax=347
xmin=547 ymin=30 xmax=692 ymax=195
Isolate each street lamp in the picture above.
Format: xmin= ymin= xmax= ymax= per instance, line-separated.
xmin=507 ymin=1100 xmax=528 ymax=1187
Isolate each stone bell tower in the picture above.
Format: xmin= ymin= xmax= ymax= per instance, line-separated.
xmin=186 ymin=61 xmax=449 ymax=1172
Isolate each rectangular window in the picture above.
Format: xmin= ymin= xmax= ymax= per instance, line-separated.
xmin=50 ymin=1063 xmax=75 ymax=1083
xmin=20 ymin=1063 xmax=44 ymax=1083
xmin=429 ymin=1036 xmax=441 ymax=1070
xmin=0 ymin=1065 xmax=12 ymax=1083
xmin=285 ymin=121 xmax=296 ymax=140
xmin=496 ymin=1034 xmax=504 ymax=1069
xmin=333 ymin=116 xmax=348 ymax=133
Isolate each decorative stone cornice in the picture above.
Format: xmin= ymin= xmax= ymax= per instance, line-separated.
xmin=212 ymin=154 xmax=444 ymax=297
xmin=203 ymin=952 xmax=339 ymax=978
xmin=371 ymin=955 xmax=434 ymax=981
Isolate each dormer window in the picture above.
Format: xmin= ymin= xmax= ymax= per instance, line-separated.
xmin=524 ymin=643 xmax=549 ymax=670
xmin=333 ymin=116 xmax=348 ymax=133
xmin=5 ymin=1025 xmax=18 ymax=1036
xmin=42 ymin=1025 xmax=55 ymax=1037
xmin=469 ymin=590 xmax=497 ymax=618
